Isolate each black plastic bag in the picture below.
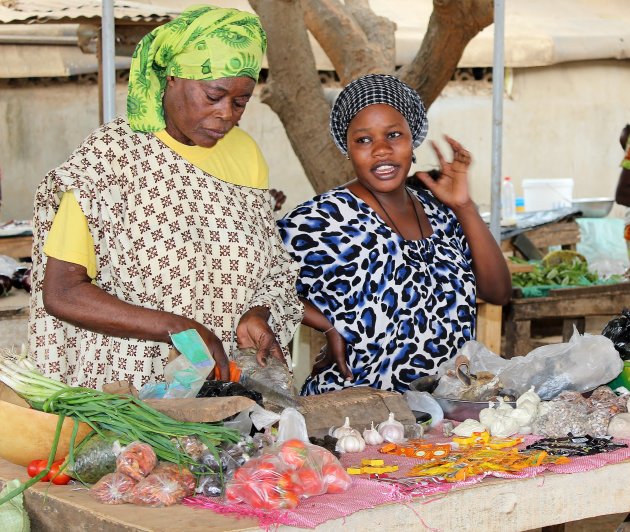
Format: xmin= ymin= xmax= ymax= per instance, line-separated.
xmin=602 ymin=309 xmax=630 ymax=361
xmin=196 ymin=380 xmax=263 ymax=407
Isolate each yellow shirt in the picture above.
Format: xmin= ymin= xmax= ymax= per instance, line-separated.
xmin=43 ymin=189 xmax=97 ymax=278
xmin=44 ymin=127 xmax=269 ymax=277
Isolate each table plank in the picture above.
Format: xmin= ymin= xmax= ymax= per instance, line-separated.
xmin=3 ymin=457 xmax=630 ymax=531
xmin=0 ymin=235 xmax=33 ymax=259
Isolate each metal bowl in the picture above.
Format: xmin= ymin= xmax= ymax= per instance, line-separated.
xmin=409 ymin=376 xmax=516 ymax=422
xmin=571 ymin=197 xmax=614 ymax=218
xmin=433 ymin=396 xmax=516 ymax=422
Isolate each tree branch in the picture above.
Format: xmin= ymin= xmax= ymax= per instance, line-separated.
xmin=302 ymin=0 xmax=395 ymax=84
xmin=398 ymin=0 xmax=493 ymax=108
xmin=250 ymin=0 xmax=352 ymax=192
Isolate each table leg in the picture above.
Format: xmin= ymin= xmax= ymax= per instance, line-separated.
xmin=504 ymin=319 xmax=531 ymax=358
xmin=476 ymin=302 xmax=502 ymax=355
xmin=562 ymin=318 xmax=585 ymax=341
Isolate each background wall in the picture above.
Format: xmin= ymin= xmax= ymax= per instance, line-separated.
xmin=1 ymin=57 xmax=628 ymax=221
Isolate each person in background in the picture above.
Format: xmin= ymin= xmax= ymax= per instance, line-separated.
xmin=278 ymin=74 xmax=511 ymax=395
xmin=29 ymin=5 xmax=302 ymax=390
xmin=615 ymin=123 xmax=630 ymax=260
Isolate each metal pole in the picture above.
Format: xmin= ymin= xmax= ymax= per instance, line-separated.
xmin=101 ymin=0 xmax=116 ymax=122
xmin=489 ymin=0 xmax=505 ymax=243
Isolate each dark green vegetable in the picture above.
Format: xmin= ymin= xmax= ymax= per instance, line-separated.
xmin=511 ymin=257 xmax=621 ymax=289
xmin=67 ymin=432 xmax=117 ymax=484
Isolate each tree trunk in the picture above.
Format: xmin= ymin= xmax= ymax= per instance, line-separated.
xmin=251 ymin=0 xmax=494 ymax=194
xmin=250 ymin=0 xmax=352 ymax=193
xmin=302 ymin=0 xmax=396 ymax=84
xmin=398 ymin=0 xmax=494 ymax=107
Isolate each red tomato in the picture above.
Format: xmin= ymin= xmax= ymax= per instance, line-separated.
xmin=225 ymin=484 xmax=241 ymax=503
xmin=49 ymin=463 xmax=72 ymax=485
xmin=277 ymin=471 xmax=297 ymax=493
xmin=296 ymin=467 xmax=324 ymax=497
xmin=250 ymin=462 xmax=278 ymax=483
xmin=322 ymin=463 xmax=351 ymax=494
xmin=279 ymin=439 xmax=308 ymax=470
xmin=26 ymin=459 xmax=50 ymax=481
xmin=279 ymin=490 xmax=300 ymax=509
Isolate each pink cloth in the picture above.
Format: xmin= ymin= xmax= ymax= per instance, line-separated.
xmin=184 ymin=438 xmax=630 ymax=529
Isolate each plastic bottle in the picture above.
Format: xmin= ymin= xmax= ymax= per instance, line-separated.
xmin=515 ymin=197 xmax=525 ymax=213
xmin=501 ymin=176 xmax=517 ymax=224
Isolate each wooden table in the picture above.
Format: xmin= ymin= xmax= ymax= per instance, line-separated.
xmin=1 ymin=456 xmax=629 ymax=531
xmin=501 ymin=218 xmax=580 ymax=259
xmin=0 ymin=235 xmax=33 ymax=259
xmin=503 ymin=283 xmax=630 ymax=357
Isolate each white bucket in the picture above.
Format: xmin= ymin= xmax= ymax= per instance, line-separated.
xmin=522 ymin=178 xmax=574 ymax=212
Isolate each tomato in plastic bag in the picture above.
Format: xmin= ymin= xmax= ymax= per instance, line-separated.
xmin=116 ymin=441 xmax=157 ymax=481
xmin=226 ymin=439 xmax=351 ymax=510
xmin=129 ymin=462 xmax=196 ymax=507
xmin=90 ymin=472 xmax=137 ymax=504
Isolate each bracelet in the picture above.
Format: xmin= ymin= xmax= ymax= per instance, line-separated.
xmin=323 ymin=326 xmax=335 ymax=335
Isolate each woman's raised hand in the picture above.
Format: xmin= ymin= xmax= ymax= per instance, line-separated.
xmin=414 ymin=135 xmax=473 ymax=211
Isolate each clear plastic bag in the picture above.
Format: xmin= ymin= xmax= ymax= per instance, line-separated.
xmin=225 ymin=439 xmax=351 ymax=510
xmin=163 ymin=329 xmax=216 ymax=398
xmin=436 ymin=329 xmax=624 ymax=401
xmin=276 ymin=407 xmax=309 ymax=444
xmin=68 ymin=434 xmax=118 ymax=484
xmin=128 ymin=462 xmax=196 ymax=507
xmin=232 ymin=349 xmax=295 ymax=399
xmin=403 ymin=391 xmax=444 ymax=427
xmin=90 ymin=472 xmax=137 ymax=504
xmin=115 ymin=441 xmax=157 ymax=481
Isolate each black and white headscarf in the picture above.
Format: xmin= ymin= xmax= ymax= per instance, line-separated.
xmin=330 ymin=73 xmax=429 ymax=156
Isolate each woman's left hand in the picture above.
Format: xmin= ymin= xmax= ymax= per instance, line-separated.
xmin=414 ymin=135 xmax=473 ymax=211
xmin=236 ymin=306 xmax=285 ymax=367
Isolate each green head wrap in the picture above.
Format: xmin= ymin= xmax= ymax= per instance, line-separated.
xmin=127 ymin=5 xmax=267 ymax=132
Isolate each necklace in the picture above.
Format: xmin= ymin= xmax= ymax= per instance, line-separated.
xmin=365 ymin=187 xmax=424 ymax=240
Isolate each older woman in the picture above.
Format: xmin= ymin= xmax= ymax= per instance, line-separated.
xmin=278 ymin=74 xmax=511 ymax=394
xmin=29 ymin=5 xmax=302 ymax=390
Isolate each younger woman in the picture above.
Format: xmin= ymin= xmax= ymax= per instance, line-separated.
xmin=278 ymin=74 xmax=511 ymax=394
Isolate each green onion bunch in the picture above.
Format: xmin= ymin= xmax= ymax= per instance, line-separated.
xmin=0 ymin=348 xmax=240 ymax=503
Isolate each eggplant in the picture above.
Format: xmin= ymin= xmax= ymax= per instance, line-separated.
xmin=0 ymin=275 xmax=12 ymax=296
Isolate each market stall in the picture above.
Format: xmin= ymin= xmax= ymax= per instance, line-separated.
xmin=2 ymin=455 xmax=630 ymax=531
xmin=1 ymin=321 xmax=630 ymax=532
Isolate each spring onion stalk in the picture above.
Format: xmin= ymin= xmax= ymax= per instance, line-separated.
xmin=0 ymin=348 xmax=240 ymax=472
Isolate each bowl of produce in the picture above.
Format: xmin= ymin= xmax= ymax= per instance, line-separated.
xmin=409 ymin=374 xmax=516 ymax=422
xmin=571 ymin=197 xmax=614 ymax=218
xmin=0 ymin=384 xmax=92 ymax=467
xmin=432 ymin=396 xmax=516 ymax=423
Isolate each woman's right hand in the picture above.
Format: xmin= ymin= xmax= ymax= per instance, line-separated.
xmin=194 ymin=325 xmax=230 ymax=381
xmin=312 ymin=329 xmax=352 ymax=381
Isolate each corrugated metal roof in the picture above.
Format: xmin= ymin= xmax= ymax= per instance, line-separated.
xmin=0 ymin=0 xmax=180 ymax=25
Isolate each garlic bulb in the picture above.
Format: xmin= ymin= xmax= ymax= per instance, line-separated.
xmin=517 ymin=399 xmax=539 ymax=418
xmin=479 ymin=404 xmax=522 ymax=437
xmin=479 ymin=406 xmax=497 ymax=427
xmin=363 ymin=422 xmax=384 ymax=445
xmin=488 ymin=416 xmax=520 ymax=438
xmin=516 ymin=386 xmax=541 ymax=408
xmin=377 ymin=413 xmax=405 ymax=443
xmin=452 ymin=419 xmax=486 ymax=437
xmin=607 ymin=413 xmax=630 ymax=439
xmin=329 ymin=417 xmax=360 ymax=439
xmin=335 ymin=433 xmax=366 ymax=453
xmin=496 ymin=397 xmax=513 ymax=412
xmin=509 ymin=406 xmax=534 ymax=427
